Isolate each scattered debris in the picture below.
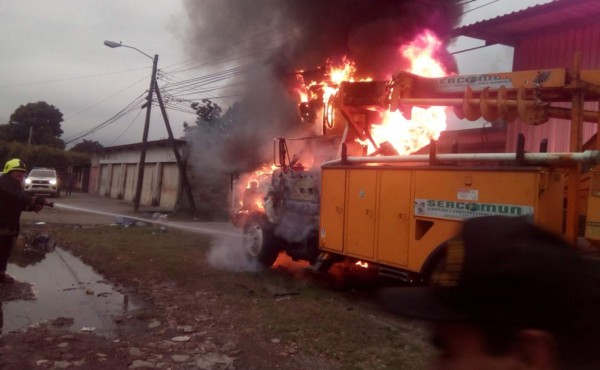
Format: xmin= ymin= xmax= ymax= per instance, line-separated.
xmin=148 ymin=320 xmax=161 ymax=329
xmin=151 ymin=213 xmax=168 ymax=233
xmin=26 ymin=233 xmax=57 ymax=254
xmin=81 ymin=327 xmax=96 ymax=332
xmin=129 ymin=347 xmax=144 ymax=357
xmin=151 ymin=212 xmax=168 ymax=224
xmin=171 ymin=335 xmax=191 ymax=342
xmin=113 ymin=216 xmax=135 ymax=227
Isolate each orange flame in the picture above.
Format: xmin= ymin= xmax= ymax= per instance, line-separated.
xmin=299 ymin=57 xmax=373 ymax=109
xmin=327 ymin=57 xmax=356 ymax=85
xmin=361 ymin=29 xmax=448 ymax=155
xmin=355 ymin=261 xmax=369 ymax=268
xmin=402 ymin=30 xmax=447 ymax=78
xmin=237 ymin=164 xmax=276 ymax=211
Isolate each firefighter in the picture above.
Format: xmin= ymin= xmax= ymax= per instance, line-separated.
xmin=0 ymin=158 xmax=48 ymax=283
xmin=380 ymin=216 xmax=600 ymax=370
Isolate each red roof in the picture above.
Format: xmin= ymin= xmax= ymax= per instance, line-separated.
xmin=452 ymin=0 xmax=600 ymax=46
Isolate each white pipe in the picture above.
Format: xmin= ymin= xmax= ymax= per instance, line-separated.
xmin=321 ymin=150 xmax=600 ymax=166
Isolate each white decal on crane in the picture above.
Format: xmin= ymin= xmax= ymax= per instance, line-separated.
xmin=414 ymin=199 xmax=534 ymax=220
xmin=435 ymin=75 xmax=513 ymax=92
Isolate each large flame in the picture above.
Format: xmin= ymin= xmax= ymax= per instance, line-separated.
xmin=298 ymin=57 xmax=373 ymax=107
xmin=362 ymin=29 xmax=448 ymax=155
xmin=236 ymin=30 xmax=450 ymax=214
xmin=236 ymin=164 xmax=276 ymax=211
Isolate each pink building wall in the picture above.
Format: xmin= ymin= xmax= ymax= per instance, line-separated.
xmin=507 ymin=22 xmax=600 ymax=152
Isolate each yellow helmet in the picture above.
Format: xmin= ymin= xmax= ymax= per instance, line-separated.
xmin=3 ymin=158 xmax=27 ymax=174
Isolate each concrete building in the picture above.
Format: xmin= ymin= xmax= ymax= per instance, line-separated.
xmin=90 ymin=139 xmax=186 ymax=211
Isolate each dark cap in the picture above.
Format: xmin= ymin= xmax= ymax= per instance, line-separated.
xmin=380 ymin=216 xmax=600 ymax=332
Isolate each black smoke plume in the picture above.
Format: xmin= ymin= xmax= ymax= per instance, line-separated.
xmin=182 ymin=0 xmax=463 ymax=198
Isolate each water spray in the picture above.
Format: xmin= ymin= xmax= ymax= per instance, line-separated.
xmin=49 ymin=202 xmax=243 ymax=239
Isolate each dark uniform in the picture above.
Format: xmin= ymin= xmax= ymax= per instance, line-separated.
xmin=0 ymin=159 xmax=45 ymax=283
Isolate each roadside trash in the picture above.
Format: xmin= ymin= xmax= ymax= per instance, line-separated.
xmin=35 ymin=222 xmax=46 ymax=225
xmin=150 ymin=213 xmax=169 ymax=233
xmin=81 ymin=327 xmax=96 ymax=332
xmin=113 ymin=216 xmax=135 ymax=227
xmin=26 ymin=233 xmax=57 ymax=254
xmin=152 ymin=213 xmax=168 ymax=225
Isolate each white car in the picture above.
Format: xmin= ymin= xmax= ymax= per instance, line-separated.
xmin=24 ymin=168 xmax=60 ymax=197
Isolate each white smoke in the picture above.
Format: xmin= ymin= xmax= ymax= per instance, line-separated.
xmin=207 ymin=235 xmax=263 ymax=272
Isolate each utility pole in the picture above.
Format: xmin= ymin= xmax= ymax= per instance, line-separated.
xmin=134 ymin=54 xmax=159 ymax=212
xmin=153 ymin=82 xmax=197 ymax=215
xmin=104 ymin=40 xmax=197 ymax=214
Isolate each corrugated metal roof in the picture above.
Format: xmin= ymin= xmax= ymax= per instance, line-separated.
xmin=452 ymin=0 xmax=600 ymax=46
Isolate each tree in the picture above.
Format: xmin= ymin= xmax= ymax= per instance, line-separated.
xmin=8 ymin=101 xmax=65 ymax=149
xmin=190 ymin=99 xmax=225 ymax=133
xmin=70 ymin=139 xmax=104 ymax=154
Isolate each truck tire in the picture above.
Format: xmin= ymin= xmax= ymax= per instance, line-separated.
xmin=243 ymin=217 xmax=279 ymax=268
xmin=420 ymin=242 xmax=448 ymax=284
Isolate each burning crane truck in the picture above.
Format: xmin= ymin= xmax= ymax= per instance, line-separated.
xmin=232 ymin=62 xmax=600 ymax=281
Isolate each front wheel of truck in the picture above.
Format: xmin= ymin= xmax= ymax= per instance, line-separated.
xmin=243 ymin=216 xmax=280 ymax=268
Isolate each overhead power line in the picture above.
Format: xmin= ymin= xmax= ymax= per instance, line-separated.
xmin=64 ymin=92 xmax=147 ymax=144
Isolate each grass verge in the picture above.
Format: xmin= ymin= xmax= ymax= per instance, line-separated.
xmin=34 ymin=224 xmax=433 ymax=369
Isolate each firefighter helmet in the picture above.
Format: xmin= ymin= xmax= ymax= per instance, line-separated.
xmin=2 ymin=158 xmax=27 ymax=174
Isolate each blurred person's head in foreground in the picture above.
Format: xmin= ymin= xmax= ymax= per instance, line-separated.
xmin=380 ymin=216 xmax=600 ymax=370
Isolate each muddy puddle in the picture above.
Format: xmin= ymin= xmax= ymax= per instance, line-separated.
xmin=2 ymin=245 xmax=139 ymax=337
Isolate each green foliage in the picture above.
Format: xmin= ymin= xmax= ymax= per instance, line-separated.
xmin=69 ymin=139 xmax=104 ymax=154
xmin=7 ymin=101 xmax=65 ymax=148
xmin=191 ymin=99 xmax=223 ymax=125
xmin=187 ymin=99 xmax=240 ymax=136
xmin=0 ymin=140 xmax=90 ymax=174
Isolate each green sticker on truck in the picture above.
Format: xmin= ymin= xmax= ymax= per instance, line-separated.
xmin=414 ymin=199 xmax=534 ymax=220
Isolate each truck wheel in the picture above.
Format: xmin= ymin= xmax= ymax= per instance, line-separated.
xmin=243 ymin=218 xmax=279 ymax=267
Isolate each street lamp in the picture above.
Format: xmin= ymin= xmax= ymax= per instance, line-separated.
xmin=103 ymin=40 xmax=153 ymax=61
xmin=104 ymin=40 xmax=159 ymax=212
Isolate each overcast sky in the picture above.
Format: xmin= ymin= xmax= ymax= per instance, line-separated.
xmin=0 ymin=0 xmax=552 ymax=148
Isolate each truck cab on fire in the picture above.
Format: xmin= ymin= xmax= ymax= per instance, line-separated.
xmin=231 ymin=61 xmax=600 ymax=282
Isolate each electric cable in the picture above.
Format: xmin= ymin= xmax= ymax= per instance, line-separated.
xmin=106 ymin=107 xmax=145 ymax=146
xmin=64 ymin=93 xmax=147 ymax=144
xmin=64 ymin=75 xmax=150 ymax=121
